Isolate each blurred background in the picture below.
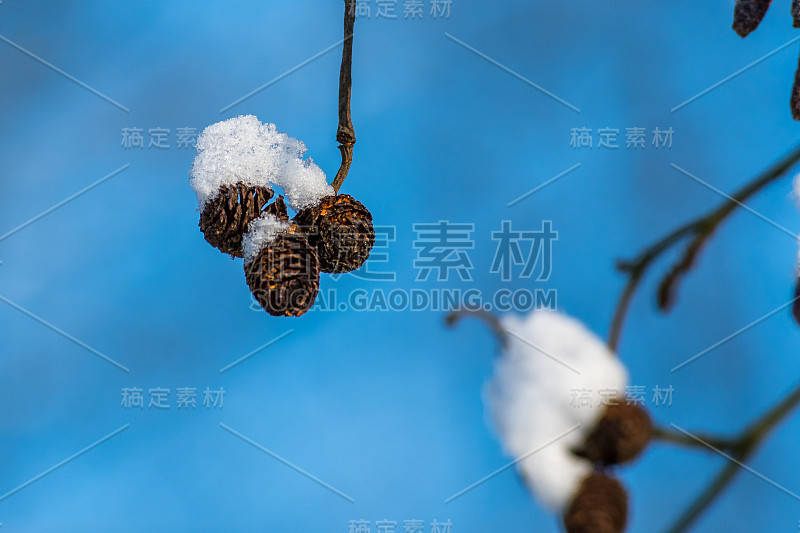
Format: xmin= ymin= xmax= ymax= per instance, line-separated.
xmin=1 ymin=0 xmax=800 ymax=531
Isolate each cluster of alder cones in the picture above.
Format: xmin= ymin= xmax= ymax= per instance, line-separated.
xmin=733 ymin=0 xmax=800 ymax=119
xmin=563 ymin=402 xmax=652 ymax=533
xmin=199 ymin=182 xmax=375 ymax=317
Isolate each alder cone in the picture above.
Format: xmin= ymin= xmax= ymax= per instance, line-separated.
xmin=294 ymin=194 xmax=374 ymax=273
xmin=264 ymin=195 xmax=290 ymax=223
xmin=732 ymin=0 xmax=772 ymax=38
xmin=199 ymin=182 xmax=274 ymax=257
xmin=563 ymin=473 xmax=628 ymax=533
xmin=792 ymin=56 xmax=800 ymax=121
xmin=245 ymin=231 xmax=320 ymax=317
xmin=575 ymin=403 xmax=652 ymax=466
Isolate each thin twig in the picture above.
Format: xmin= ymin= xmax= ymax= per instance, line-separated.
xmin=651 ymin=425 xmax=740 ymax=453
xmin=608 ymin=219 xmax=697 ymax=351
xmin=331 ymin=0 xmax=356 ymax=194
xmin=608 ymin=143 xmax=800 ymax=352
xmin=445 ymin=308 xmax=509 ymax=349
xmin=663 ymin=383 xmax=800 ymax=533
xmin=663 ymin=459 xmax=742 ymax=533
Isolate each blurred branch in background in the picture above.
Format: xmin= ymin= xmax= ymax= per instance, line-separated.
xmin=608 ymin=143 xmax=800 ymax=353
xmin=603 ymin=142 xmax=800 ymax=532
xmin=651 ymin=425 xmax=739 ymax=452
xmin=661 ymin=383 xmax=800 ymax=533
xmin=444 ymin=127 xmax=800 ymax=533
xmin=445 ymin=307 xmax=509 ymax=349
xmin=331 ymin=0 xmax=356 ymax=193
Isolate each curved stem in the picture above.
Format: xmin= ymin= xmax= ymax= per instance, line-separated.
xmin=445 ymin=308 xmax=508 ymax=349
xmin=331 ymin=0 xmax=356 ymax=193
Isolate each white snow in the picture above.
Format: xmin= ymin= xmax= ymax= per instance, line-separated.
xmin=485 ymin=309 xmax=628 ymax=511
xmin=189 ymin=115 xmax=333 ymax=211
xmin=242 ymin=213 xmax=290 ymax=263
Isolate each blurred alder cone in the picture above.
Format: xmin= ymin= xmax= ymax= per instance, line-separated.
xmin=199 ymin=182 xmax=275 ymax=258
xmin=731 ymin=0 xmax=800 ymax=119
xmin=793 ymin=275 xmax=800 ymax=325
xmin=294 ymin=194 xmax=375 ymax=273
xmin=575 ymin=403 xmax=653 ymax=466
xmin=564 ymin=473 xmax=628 ymax=533
xmin=244 ymin=228 xmax=320 ymax=317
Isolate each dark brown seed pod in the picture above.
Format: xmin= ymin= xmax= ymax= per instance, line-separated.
xmin=263 ymin=195 xmax=290 ymax=223
xmin=199 ymin=182 xmax=274 ymax=258
xmin=574 ymin=403 xmax=652 ymax=466
xmin=793 ymin=0 xmax=800 ymax=28
xmin=732 ymin=0 xmax=773 ymax=38
xmin=791 ymin=54 xmax=800 ymax=121
xmin=294 ymin=194 xmax=375 ymax=274
xmin=564 ymin=473 xmax=628 ymax=533
xmin=244 ymin=228 xmax=320 ymax=317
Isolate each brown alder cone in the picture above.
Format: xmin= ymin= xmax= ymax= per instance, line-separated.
xmin=794 ymin=0 xmax=800 ymax=28
xmin=245 ymin=227 xmax=320 ymax=317
xmin=294 ymin=194 xmax=375 ymax=273
xmin=564 ymin=473 xmax=628 ymax=533
xmin=732 ymin=0 xmax=773 ymax=38
xmin=574 ymin=403 xmax=652 ymax=466
xmin=199 ymin=182 xmax=274 ymax=258
xmin=791 ymin=54 xmax=800 ymax=121
xmin=263 ymin=195 xmax=290 ymax=223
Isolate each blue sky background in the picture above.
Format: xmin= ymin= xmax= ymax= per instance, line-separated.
xmin=2 ymin=1 xmax=800 ymax=531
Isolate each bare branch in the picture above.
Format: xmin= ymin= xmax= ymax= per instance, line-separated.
xmin=651 ymin=425 xmax=740 ymax=453
xmin=445 ymin=308 xmax=508 ymax=350
xmin=608 ymin=143 xmax=800 ymax=352
xmin=662 ymin=383 xmax=800 ymax=533
xmin=331 ymin=0 xmax=356 ymax=193
xmin=609 ymin=145 xmax=800 ymax=532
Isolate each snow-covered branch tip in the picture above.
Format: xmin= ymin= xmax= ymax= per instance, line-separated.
xmin=189 ymin=115 xmax=375 ymax=318
xmin=188 ymin=3 xmax=375 ymax=319
xmin=449 ymin=309 xmax=652 ymax=533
